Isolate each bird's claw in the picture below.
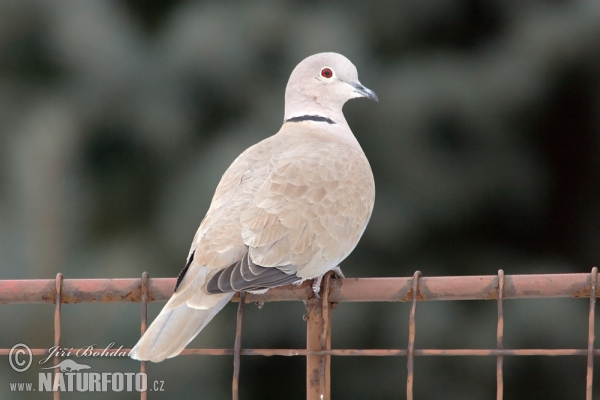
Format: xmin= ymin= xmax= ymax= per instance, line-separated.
xmin=311 ymin=266 xmax=345 ymax=298
xmin=331 ymin=266 xmax=345 ymax=279
xmin=312 ymin=276 xmax=322 ymax=298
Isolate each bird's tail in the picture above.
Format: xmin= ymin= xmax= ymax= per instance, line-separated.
xmin=130 ymin=265 xmax=234 ymax=362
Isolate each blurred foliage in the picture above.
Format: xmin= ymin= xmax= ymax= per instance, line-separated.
xmin=1 ymin=0 xmax=600 ymax=399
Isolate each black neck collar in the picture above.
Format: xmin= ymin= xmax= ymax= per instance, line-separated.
xmin=284 ymin=115 xmax=335 ymax=124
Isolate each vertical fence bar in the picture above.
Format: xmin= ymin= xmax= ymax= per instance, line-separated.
xmin=321 ymin=273 xmax=333 ymax=397
xmin=140 ymin=272 xmax=149 ymax=400
xmin=406 ymin=271 xmax=421 ymax=400
xmin=496 ymin=270 xmax=505 ymax=400
xmin=53 ymin=273 xmax=63 ymax=399
xmin=586 ymin=267 xmax=597 ymax=400
xmin=233 ymin=291 xmax=246 ymax=400
xmin=306 ymin=276 xmax=332 ymax=400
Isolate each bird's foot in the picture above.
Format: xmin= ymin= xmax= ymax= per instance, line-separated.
xmin=311 ymin=266 xmax=345 ymax=298
xmin=331 ymin=266 xmax=345 ymax=279
xmin=312 ymin=276 xmax=323 ymax=298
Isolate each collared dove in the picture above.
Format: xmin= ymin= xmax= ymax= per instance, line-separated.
xmin=130 ymin=52 xmax=377 ymax=362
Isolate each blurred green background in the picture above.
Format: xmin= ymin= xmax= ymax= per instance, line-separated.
xmin=1 ymin=0 xmax=600 ymax=399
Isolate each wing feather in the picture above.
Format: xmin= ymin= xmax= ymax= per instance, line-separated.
xmin=242 ymin=138 xmax=375 ymax=278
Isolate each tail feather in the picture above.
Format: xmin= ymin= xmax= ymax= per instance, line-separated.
xmin=130 ymin=292 xmax=234 ymax=362
xmin=162 ymin=264 xmax=208 ymax=311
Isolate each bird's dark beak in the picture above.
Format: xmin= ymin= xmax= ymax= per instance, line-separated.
xmin=350 ymin=82 xmax=378 ymax=102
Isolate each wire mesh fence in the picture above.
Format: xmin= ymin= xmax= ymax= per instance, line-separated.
xmin=0 ymin=268 xmax=598 ymax=399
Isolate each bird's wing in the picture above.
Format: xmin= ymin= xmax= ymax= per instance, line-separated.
xmin=241 ymin=133 xmax=375 ymax=280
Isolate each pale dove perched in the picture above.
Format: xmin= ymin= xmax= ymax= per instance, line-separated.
xmin=130 ymin=52 xmax=377 ymax=362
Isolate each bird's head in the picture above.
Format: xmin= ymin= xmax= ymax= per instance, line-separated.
xmin=284 ymin=52 xmax=377 ymax=124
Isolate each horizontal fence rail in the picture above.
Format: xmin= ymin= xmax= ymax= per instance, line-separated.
xmin=0 ymin=269 xmax=597 ymax=400
xmin=1 ymin=272 xmax=597 ymax=304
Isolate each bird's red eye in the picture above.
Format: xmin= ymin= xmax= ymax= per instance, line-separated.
xmin=320 ymin=68 xmax=333 ymax=78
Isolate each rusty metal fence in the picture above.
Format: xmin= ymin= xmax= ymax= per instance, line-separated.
xmin=1 ymin=268 xmax=598 ymax=399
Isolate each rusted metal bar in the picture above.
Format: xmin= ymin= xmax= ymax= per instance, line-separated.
xmin=140 ymin=272 xmax=148 ymax=400
xmin=3 ymin=347 xmax=600 ymax=357
xmin=320 ymin=274 xmax=333 ymax=399
xmin=0 ymin=277 xmax=310 ymax=304
xmin=586 ymin=267 xmax=597 ymax=400
xmin=496 ymin=270 xmax=505 ymax=400
xmin=329 ymin=274 xmax=598 ymax=302
xmin=0 ymin=348 xmax=136 ymax=356
xmin=53 ymin=273 xmax=62 ymax=399
xmin=305 ymin=296 xmax=320 ymax=400
xmin=306 ymin=277 xmax=331 ymax=400
xmin=406 ymin=271 xmax=421 ymax=400
xmin=233 ymin=292 xmax=246 ymax=400
xmin=414 ymin=349 xmax=593 ymax=356
xmin=2 ymin=273 xmax=597 ymax=305
xmin=0 ymin=278 xmax=153 ymax=304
